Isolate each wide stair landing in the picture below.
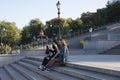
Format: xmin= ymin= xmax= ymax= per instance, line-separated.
xmin=0 ymin=57 xmax=120 ymax=80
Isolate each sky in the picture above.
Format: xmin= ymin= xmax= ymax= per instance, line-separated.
xmin=0 ymin=0 xmax=109 ymax=30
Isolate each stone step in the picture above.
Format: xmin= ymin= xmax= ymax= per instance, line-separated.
xmin=19 ymin=60 xmax=81 ymax=80
xmin=11 ymin=63 xmax=49 ymax=80
xmin=42 ymin=69 xmax=81 ymax=80
xmin=53 ymin=66 xmax=104 ymax=80
xmin=112 ymin=45 xmax=120 ymax=49
xmin=67 ymin=63 xmax=120 ymax=77
xmin=21 ymin=58 xmax=40 ymax=66
xmin=100 ymin=49 xmax=120 ymax=54
xmin=4 ymin=65 xmax=28 ymax=80
xmin=53 ymin=66 xmax=120 ymax=80
xmin=17 ymin=61 xmax=61 ymax=80
xmin=1 ymin=56 xmax=120 ymax=80
xmin=0 ymin=67 xmax=12 ymax=80
xmin=27 ymin=57 xmax=120 ymax=80
xmin=27 ymin=56 xmax=120 ymax=77
xmin=24 ymin=58 xmax=106 ymax=80
xmin=26 ymin=57 xmax=43 ymax=62
xmin=100 ymin=44 xmax=120 ymax=54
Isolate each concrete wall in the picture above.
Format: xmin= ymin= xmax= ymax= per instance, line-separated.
xmin=67 ymin=37 xmax=81 ymax=49
xmin=84 ymin=40 xmax=120 ymax=50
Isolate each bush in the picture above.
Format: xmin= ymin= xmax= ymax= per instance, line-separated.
xmin=22 ymin=44 xmax=32 ymax=49
xmin=0 ymin=44 xmax=11 ymax=54
xmin=80 ymin=39 xmax=84 ymax=48
xmin=12 ymin=46 xmax=20 ymax=50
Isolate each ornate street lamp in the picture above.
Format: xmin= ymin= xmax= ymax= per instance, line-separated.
xmin=56 ymin=1 xmax=61 ymax=39
xmin=56 ymin=1 xmax=60 ymax=18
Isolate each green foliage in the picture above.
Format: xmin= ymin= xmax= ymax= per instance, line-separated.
xmin=81 ymin=0 xmax=120 ymax=27
xmin=21 ymin=26 xmax=31 ymax=44
xmin=29 ymin=18 xmax=44 ymax=36
xmin=45 ymin=18 xmax=68 ymax=38
xmin=0 ymin=44 xmax=11 ymax=54
xmin=21 ymin=18 xmax=45 ymax=44
xmin=106 ymin=0 xmax=120 ymax=23
xmin=45 ymin=18 xmax=83 ymax=38
xmin=0 ymin=21 xmax=21 ymax=46
xmin=69 ymin=18 xmax=83 ymax=32
xmin=22 ymin=44 xmax=32 ymax=49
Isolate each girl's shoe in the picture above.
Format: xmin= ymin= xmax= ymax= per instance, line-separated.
xmin=38 ymin=65 xmax=43 ymax=70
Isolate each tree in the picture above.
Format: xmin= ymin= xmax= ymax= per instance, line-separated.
xmin=45 ymin=18 xmax=69 ymax=38
xmin=69 ymin=18 xmax=83 ymax=33
xmin=21 ymin=26 xmax=31 ymax=44
xmin=29 ymin=18 xmax=45 ymax=38
xmin=106 ymin=0 xmax=120 ymax=23
xmin=81 ymin=12 xmax=94 ymax=27
xmin=95 ymin=8 xmax=107 ymax=26
xmin=21 ymin=18 xmax=45 ymax=44
xmin=0 ymin=21 xmax=21 ymax=46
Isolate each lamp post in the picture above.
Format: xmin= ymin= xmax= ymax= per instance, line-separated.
xmin=89 ymin=27 xmax=93 ymax=40
xmin=69 ymin=29 xmax=73 ymax=37
xmin=56 ymin=1 xmax=61 ymax=39
xmin=50 ymin=24 xmax=53 ymax=39
xmin=0 ymin=27 xmax=5 ymax=45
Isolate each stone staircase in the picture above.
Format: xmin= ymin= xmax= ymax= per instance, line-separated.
xmin=0 ymin=57 xmax=120 ymax=80
xmin=99 ymin=44 xmax=120 ymax=55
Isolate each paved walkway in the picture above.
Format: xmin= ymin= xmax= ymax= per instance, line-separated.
xmin=68 ymin=55 xmax=120 ymax=71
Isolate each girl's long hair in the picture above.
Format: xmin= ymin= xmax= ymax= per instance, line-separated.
xmin=60 ymin=39 xmax=68 ymax=47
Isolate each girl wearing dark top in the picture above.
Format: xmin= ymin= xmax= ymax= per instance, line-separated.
xmin=38 ymin=39 xmax=60 ymax=71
